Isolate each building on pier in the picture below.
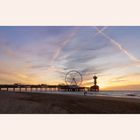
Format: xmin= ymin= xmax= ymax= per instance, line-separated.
xmin=90 ymin=75 xmax=99 ymax=92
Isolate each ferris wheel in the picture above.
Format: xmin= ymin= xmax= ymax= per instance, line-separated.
xmin=65 ymin=70 xmax=83 ymax=86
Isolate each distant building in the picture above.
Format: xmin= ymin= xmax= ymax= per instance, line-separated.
xmin=90 ymin=75 xmax=99 ymax=92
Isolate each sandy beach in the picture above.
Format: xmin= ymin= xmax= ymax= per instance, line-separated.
xmin=0 ymin=92 xmax=140 ymax=114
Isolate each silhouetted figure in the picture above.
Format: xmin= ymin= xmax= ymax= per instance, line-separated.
xmin=84 ymin=91 xmax=87 ymax=96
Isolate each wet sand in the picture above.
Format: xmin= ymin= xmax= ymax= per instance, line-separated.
xmin=0 ymin=92 xmax=140 ymax=114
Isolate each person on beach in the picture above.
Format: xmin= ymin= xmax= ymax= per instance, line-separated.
xmin=84 ymin=91 xmax=87 ymax=96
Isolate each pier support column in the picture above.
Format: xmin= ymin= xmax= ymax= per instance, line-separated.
xmin=30 ymin=88 xmax=32 ymax=92
xmin=25 ymin=88 xmax=27 ymax=92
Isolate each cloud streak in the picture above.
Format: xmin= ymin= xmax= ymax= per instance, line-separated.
xmin=49 ymin=27 xmax=80 ymax=66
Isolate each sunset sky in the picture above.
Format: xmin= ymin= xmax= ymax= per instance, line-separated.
xmin=0 ymin=26 xmax=140 ymax=90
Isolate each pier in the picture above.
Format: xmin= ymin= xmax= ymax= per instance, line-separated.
xmin=0 ymin=84 xmax=86 ymax=92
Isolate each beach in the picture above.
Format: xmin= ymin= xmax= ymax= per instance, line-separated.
xmin=0 ymin=92 xmax=140 ymax=114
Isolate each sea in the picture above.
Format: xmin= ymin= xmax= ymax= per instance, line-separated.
xmin=1 ymin=89 xmax=140 ymax=99
xmin=32 ymin=90 xmax=140 ymax=99
xmin=46 ymin=91 xmax=140 ymax=99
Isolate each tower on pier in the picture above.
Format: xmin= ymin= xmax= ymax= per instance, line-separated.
xmin=90 ymin=75 xmax=99 ymax=92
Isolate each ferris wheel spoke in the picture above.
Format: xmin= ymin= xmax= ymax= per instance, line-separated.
xmin=73 ymin=78 xmax=77 ymax=86
xmin=70 ymin=79 xmax=74 ymax=85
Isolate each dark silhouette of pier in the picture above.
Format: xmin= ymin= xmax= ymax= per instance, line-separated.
xmin=0 ymin=84 xmax=86 ymax=92
xmin=0 ymin=75 xmax=99 ymax=93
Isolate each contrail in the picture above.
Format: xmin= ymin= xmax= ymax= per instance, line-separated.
xmin=91 ymin=26 xmax=108 ymax=39
xmin=50 ymin=27 xmax=80 ymax=66
xmin=46 ymin=27 xmax=80 ymax=74
xmin=94 ymin=26 xmax=140 ymax=64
